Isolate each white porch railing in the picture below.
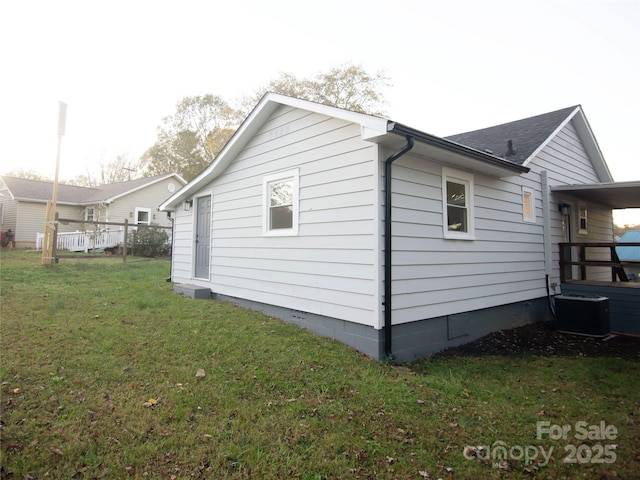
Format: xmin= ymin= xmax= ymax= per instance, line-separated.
xmin=36 ymin=229 xmax=124 ymax=253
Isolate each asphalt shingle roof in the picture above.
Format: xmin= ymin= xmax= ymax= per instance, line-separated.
xmin=1 ymin=174 xmax=172 ymax=205
xmin=445 ymin=106 xmax=578 ymax=165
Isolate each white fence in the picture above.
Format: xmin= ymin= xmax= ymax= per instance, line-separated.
xmin=36 ymin=229 xmax=124 ymax=253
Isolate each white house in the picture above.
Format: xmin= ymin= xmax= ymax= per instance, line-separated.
xmin=159 ymin=94 xmax=638 ymax=361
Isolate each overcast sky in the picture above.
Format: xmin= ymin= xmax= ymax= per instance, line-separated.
xmin=2 ymin=0 xmax=638 ymax=223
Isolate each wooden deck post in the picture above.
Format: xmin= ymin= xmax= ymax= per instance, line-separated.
xmin=559 ymin=244 xmax=567 ymax=283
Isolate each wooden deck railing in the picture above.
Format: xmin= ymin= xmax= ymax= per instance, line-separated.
xmin=36 ymin=229 xmax=124 ymax=252
xmin=559 ymin=242 xmax=640 ymax=283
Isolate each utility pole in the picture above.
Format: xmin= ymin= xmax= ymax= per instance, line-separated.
xmin=41 ymin=101 xmax=67 ymax=265
xmin=123 ymin=166 xmax=135 ymax=181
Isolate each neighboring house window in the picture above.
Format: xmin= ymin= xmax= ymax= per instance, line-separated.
xmin=0 ymin=203 xmax=4 ymax=225
xmin=578 ymin=205 xmax=588 ymax=234
xmin=263 ymin=169 xmax=299 ymax=235
xmin=85 ymin=207 xmax=95 ymax=222
xmin=522 ymin=187 xmax=535 ymax=223
xmin=135 ymin=207 xmax=151 ymax=225
xmin=442 ymin=167 xmax=474 ymax=239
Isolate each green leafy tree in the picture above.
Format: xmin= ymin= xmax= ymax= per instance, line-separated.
xmin=141 ymin=94 xmax=237 ymax=181
xmin=242 ymin=63 xmax=390 ymax=116
xmin=142 ymin=65 xmax=391 ymax=181
xmin=312 ymin=63 xmax=390 ymax=115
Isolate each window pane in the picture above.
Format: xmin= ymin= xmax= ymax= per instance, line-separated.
xmin=270 ymin=205 xmax=293 ymax=229
xmin=269 ymin=179 xmax=293 ymax=230
xmin=447 ymin=181 xmax=466 ymax=207
xmin=270 ymin=181 xmax=293 ymax=207
xmin=137 ymin=211 xmax=149 ymax=223
xmin=447 ymin=180 xmax=467 ymax=232
xmin=523 ymin=192 xmax=532 ymax=220
xmin=579 ymin=207 xmax=587 ymax=232
xmin=447 ymin=206 xmax=467 ymax=232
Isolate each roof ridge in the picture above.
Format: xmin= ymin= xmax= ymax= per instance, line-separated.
xmin=446 ymin=105 xmax=579 ymax=138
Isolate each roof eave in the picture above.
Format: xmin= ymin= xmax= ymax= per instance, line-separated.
xmin=105 ymin=173 xmax=187 ymax=204
xmin=160 ymin=93 xmax=389 ymax=211
xmin=13 ymin=197 xmax=84 ymax=206
xmin=388 ymin=123 xmax=530 ymax=177
xmin=572 ymin=108 xmax=614 ymax=182
xmin=522 ymin=106 xmax=614 ymax=182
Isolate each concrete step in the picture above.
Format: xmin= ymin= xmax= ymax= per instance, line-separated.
xmin=174 ymin=284 xmax=211 ymax=299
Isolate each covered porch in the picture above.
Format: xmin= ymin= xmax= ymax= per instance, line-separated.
xmin=552 ymin=181 xmax=640 ymax=335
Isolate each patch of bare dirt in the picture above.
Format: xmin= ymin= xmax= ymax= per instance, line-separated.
xmin=434 ymin=321 xmax=640 ymax=360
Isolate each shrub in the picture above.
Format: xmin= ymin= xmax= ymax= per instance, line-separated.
xmin=129 ymin=224 xmax=169 ymax=257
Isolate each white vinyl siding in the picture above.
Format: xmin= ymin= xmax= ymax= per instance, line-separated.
xmin=527 ymin=120 xmax=614 ymax=283
xmin=388 ymin=153 xmax=546 ymax=324
xmin=171 ymin=106 xmax=379 ymax=326
xmin=170 ymin=208 xmax=195 ymax=281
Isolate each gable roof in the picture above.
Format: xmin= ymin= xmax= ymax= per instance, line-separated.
xmin=616 ymin=230 xmax=640 ymax=261
xmin=160 ymin=93 xmax=529 ymax=210
xmin=1 ymin=175 xmax=100 ymax=204
xmin=445 ymin=106 xmax=578 ymax=165
xmin=445 ymin=106 xmax=613 ymax=182
xmin=1 ymin=173 xmax=186 ymax=205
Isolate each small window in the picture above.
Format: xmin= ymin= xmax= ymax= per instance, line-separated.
xmin=263 ymin=169 xmax=299 ymax=235
xmin=135 ymin=207 xmax=151 ymax=225
xmin=522 ymin=187 xmax=535 ymax=223
xmin=578 ymin=205 xmax=588 ymax=234
xmin=442 ymin=167 xmax=474 ymax=239
xmin=85 ymin=207 xmax=95 ymax=222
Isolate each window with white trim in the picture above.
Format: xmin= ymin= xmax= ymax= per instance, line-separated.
xmin=85 ymin=207 xmax=95 ymax=222
xmin=263 ymin=169 xmax=299 ymax=235
xmin=135 ymin=207 xmax=151 ymax=225
xmin=578 ymin=205 xmax=588 ymax=234
xmin=442 ymin=167 xmax=474 ymax=240
xmin=522 ymin=187 xmax=535 ymax=223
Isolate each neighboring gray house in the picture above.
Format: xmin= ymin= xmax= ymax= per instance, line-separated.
xmin=1 ymin=173 xmax=186 ymax=248
xmin=160 ymin=93 xmax=639 ymax=361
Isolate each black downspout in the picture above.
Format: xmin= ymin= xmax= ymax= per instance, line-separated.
xmin=384 ymin=135 xmax=414 ymax=360
xmin=166 ymin=211 xmax=175 ymax=282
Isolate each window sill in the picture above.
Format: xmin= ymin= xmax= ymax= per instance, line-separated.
xmin=262 ymin=229 xmax=299 ymax=237
xmin=443 ymin=233 xmax=476 ymax=241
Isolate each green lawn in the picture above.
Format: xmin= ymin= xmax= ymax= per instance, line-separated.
xmin=1 ymin=251 xmax=638 ymax=479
